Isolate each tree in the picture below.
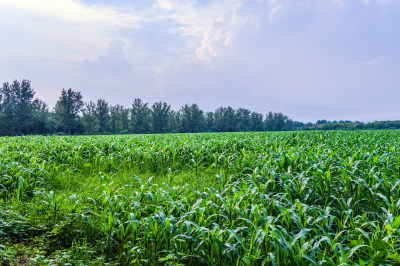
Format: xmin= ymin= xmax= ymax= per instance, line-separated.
xmin=293 ymin=121 xmax=305 ymax=130
xmin=54 ymin=88 xmax=84 ymax=134
xmin=235 ymin=108 xmax=251 ymax=132
xmin=264 ymin=111 xmax=274 ymax=131
xmin=250 ymin=112 xmax=264 ymax=131
xmin=316 ymin=120 xmax=328 ymax=125
xmin=109 ymin=105 xmax=121 ymax=133
xmin=214 ymin=107 xmax=236 ymax=132
xmin=120 ymin=107 xmax=130 ymax=133
xmin=169 ymin=110 xmax=179 ymax=133
xmin=82 ymin=101 xmax=96 ymax=134
xmin=273 ymin=113 xmax=285 ymax=131
xmin=284 ymin=117 xmax=294 ymax=131
xmin=31 ymin=99 xmax=52 ymax=134
xmin=0 ymin=82 xmax=16 ymax=135
xmin=0 ymin=80 xmax=35 ymax=135
xmin=151 ymin=101 xmax=171 ymax=133
xmin=205 ymin=112 xmax=215 ymax=132
xmin=179 ymin=103 xmax=204 ymax=133
xmin=130 ymin=98 xmax=151 ymax=134
xmin=109 ymin=104 xmax=129 ymax=133
xmin=264 ymin=112 xmax=291 ymax=131
xmin=94 ymin=99 xmax=109 ymax=133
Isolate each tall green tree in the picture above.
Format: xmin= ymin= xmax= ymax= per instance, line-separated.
xmin=179 ymin=103 xmax=204 ymax=133
xmin=169 ymin=110 xmax=179 ymax=133
xmin=250 ymin=112 xmax=264 ymax=131
xmin=130 ymin=98 xmax=151 ymax=134
xmin=109 ymin=104 xmax=129 ymax=133
xmin=214 ymin=107 xmax=236 ymax=132
xmin=151 ymin=101 xmax=171 ymax=133
xmin=0 ymin=80 xmax=35 ymax=135
xmin=264 ymin=111 xmax=274 ymax=131
xmin=272 ymin=112 xmax=288 ymax=131
xmin=205 ymin=112 xmax=215 ymax=132
xmin=94 ymin=99 xmax=110 ymax=133
xmin=235 ymin=108 xmax=251 ymax=132
xmin=284 ymin=117 xmax=294 ymax=131
xmin=82 ymin=101 xmax=96 ymax=134
xmin=0 ymin=82 xmax=15 ymax=135
xmin=31 ymin=99 xmax=52 ymax=134
xmin=109 ymin=105 xmax=120 ymax=133
xmin=120 ymin=107 xmax=130 ymax=133
xmin=264 ymin=112 xmax=291 ymax=131
xmin=54 ymin=88 xmax=84 ymax=134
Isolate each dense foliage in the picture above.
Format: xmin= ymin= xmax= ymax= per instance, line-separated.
xmin=1 ymin=79 xmax=399 ymax=136
xmin=1 ymin=131 xmax=400 ymax=265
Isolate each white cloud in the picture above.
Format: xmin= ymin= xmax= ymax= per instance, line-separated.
xmin=195 ymin=2 xmax=261 ymax=62
xmin=268 ymin=4 xmax=284 ymax=21
xmin=196 ymin=13 xmax=236 ymax=61
xmin=0 ymin=0 xmax=146 ymax=62
xmin=0 ymin=0 xmax=142 ymax=27
xmin=0 ymin=0 xmax=249 ymax=65
xmin=266 ymin=0 xmax=294 ymax=22
xmin=157 ymin=0 xmax=173 ymax=11
xmin=0 ymin=0 xmax=262 ymax=77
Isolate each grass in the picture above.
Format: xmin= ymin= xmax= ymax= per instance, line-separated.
xmin=1 ymin=131 xmax=400 ymax=265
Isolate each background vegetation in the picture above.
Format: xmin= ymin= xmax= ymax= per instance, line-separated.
xmin=1 ymin=79 xmax=399 ymax=136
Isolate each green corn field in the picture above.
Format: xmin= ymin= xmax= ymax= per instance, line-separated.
xmin=1 ymin=131 xmax=400 ymax=265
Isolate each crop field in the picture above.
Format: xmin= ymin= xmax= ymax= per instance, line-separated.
xmin=1 ymin=131 xmax=400 ymax=265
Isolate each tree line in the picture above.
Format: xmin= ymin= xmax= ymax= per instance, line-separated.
xmin=0 ymin=80 xmax=399 ymax=136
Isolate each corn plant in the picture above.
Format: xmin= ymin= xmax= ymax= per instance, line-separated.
xmin=0 ymin=130 xmax=399 ymax=264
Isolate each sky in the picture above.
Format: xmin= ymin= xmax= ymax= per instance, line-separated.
xmin=0 ymin=0 xmax=399 ymax=122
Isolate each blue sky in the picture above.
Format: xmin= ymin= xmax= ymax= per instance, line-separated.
xmin=0 ymin=0 xmax=399 ymax=122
